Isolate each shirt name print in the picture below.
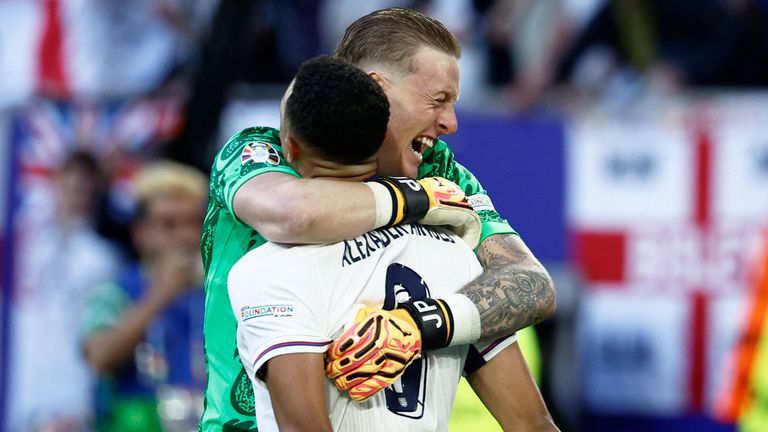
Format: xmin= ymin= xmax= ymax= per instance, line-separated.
xmin=341 ymin=224 xmax=456 ymax=267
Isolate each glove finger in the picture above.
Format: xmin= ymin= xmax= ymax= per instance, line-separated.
xmin=328 ymin=312 xmax=383 ymax=359
xmin=348 ymin=373 xmax=400 ymax=402
xmin=326 ymin=312 xmax=388 ymax=379
xmin=327 ymin=352 xmax=386 ymax=385
xmin=334 ymin=337 xmax=419 ymax=389
xmin=345 ymin=349 xmax=424 ymax=401
xmin=326 ymin=345 xmax=382 ymax=379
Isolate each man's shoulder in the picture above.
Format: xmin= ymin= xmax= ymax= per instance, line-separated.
xmin=229 ymin=126 xmax=280 ymax=144
xmin=213 ymin=126 xmax=281 ymax=164
xmin=236 ymin=241 xmax=337 ymax=268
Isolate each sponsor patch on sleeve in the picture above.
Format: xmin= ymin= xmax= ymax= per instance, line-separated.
xmin=240 ymin=304 xmax=294 ymax=321
xmin=241 ymin=141 xmax=280 ymax=165
xmin=468 ymin=194 xmax=495 ymax=212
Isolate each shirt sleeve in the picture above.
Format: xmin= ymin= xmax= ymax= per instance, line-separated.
xmin=228 ymin=248 xmax=333 ymax=378
xmin=462 ymin=333 xmax=519 ymax=376
xmin=209 ymin=127 xmax=301 ymax=223
xmin=418 ymin=140 xmax=517 ymax=245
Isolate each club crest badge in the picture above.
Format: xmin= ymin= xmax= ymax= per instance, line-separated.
xmin=241 ymin=141 xmax=280 ymax=166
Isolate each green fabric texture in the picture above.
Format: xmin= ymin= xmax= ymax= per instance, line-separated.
xmin=95 ymin=396 xmax=163 ymax=432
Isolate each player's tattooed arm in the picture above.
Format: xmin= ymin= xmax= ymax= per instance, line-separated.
xmin=460 ymin=234 xmax=556 ymax=340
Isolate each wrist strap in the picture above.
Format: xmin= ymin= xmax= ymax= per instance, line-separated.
xmin=365 ymin=181 xmax=395 ymax=229
xmin=442 ymin=293 xmax=481 ymax=346
xmin=377 ymin=176 xmax=430 ymax=225
xmin=399 ymin=298 xmax=454 ymax=350
xmin=365 ymin=176 xmax=430 ymax=227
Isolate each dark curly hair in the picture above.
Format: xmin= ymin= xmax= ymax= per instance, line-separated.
xmin=285 ymin=55 xmax=390 ymax=164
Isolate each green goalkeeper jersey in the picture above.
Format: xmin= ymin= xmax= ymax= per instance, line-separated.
xmin=198 ymin=126 xmax=516 ymax=431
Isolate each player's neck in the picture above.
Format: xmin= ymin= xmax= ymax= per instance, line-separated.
xmin=296 ymin=155 xmax=377 ymax=181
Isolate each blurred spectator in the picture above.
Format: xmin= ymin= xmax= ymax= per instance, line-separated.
xmin=167 ymin=0 xmax=315 ymax=170
xmin=0 ymin=0 xmax=215 ymax=107
xmin=319 ymin=0 xmax=414 ymax=54
xmin=82 ymin=161 xmax=207 ymax=432
xmin=63 ymin=0 xmax=215 ymax=99
xmin=7 ymin=151 xmax=122 ymax=432
xmin=476 ymin=0 xmax=571 ymax=111
xmin=557 ymin=0 xmax=768 ymax=105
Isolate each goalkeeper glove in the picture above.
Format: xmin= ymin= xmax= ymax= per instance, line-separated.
xmin=327 ymin=295 xmax=480 ymax=401
xmin=326 ymin=307 xmax=422 ymax=402
xmin=365 ymin=176 xmax=481 ymax=249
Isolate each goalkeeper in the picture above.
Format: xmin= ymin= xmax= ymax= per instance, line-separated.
xmin=199 ymin=8 xmax=556 ymax=431
xmin=228 ymin=54 xmax=557 ymax=431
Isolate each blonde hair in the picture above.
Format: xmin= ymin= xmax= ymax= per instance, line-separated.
xmin=335 ymin=8 xmax=460 ymax=74
xmin=134 ymin=160 xmax=208 ymax=216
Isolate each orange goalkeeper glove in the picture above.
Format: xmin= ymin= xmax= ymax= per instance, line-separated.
xmin=326 ymin=307 xmax=422 ymax=402
xmin=416 ymin=177 xmax=481 ymax=248
xmin=366 ymin=176 xmax=481 ymax=248
xmin=326 ymin=297 xmax=462 ymax=401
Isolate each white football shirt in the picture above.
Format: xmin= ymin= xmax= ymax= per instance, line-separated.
xmin=228 ymin=224 xmax=516 ymax=432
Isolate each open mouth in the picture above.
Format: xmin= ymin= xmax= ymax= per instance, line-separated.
xmin=411 ymin=136 xmax=435 ymax=155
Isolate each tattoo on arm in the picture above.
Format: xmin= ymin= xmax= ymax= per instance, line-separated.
xmin=460 ymin=234 xmax=555 ymax=339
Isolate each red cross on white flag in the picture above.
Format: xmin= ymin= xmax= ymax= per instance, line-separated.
xmin=568 ymin=97 xmax=768 ymax=415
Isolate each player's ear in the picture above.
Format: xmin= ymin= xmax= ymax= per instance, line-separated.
xmin=368 ymin=71 xmax=389 ymax=91
xmin=283 ymin=134 xmax=302 ymax=164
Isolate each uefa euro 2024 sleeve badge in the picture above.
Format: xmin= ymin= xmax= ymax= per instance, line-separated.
xmin=241 ymin=141 xmax=280 ymax=166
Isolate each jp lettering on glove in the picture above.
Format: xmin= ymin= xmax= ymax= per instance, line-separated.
xmin=326 ymin=295 xmax=481 ymax=401
xmin=326 ymin=307 xmax=422 ymax=402
xmin=364 ymin=176 xmax=481 ymax=248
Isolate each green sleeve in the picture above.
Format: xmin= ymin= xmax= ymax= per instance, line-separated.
xmin=418 ymin=139 xmax=517 ymax=245
xmin=209 ymin=127 xmax=300 ymax=223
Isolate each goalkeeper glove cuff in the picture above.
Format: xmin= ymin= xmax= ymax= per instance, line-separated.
xmin=398 ymin=293 xmax=481 ymax=350
xmin=365 ymin=176 xmax=431 ymax=228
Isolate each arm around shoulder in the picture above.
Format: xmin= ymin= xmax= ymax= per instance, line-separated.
xmin=233 ymin=172 xmax=376 ymax=244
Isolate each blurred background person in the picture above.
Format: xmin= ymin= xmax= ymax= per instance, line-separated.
xmin=81 ymin=161 xmax=207 ymax=432
xmin=555 ymin=0 xmax=768 ymax=109
xmin=7 ymin=150 xmax=123 ymax=432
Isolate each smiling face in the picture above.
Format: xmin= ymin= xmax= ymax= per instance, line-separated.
xmin=374 ymin=45 xmax=460 ymax=178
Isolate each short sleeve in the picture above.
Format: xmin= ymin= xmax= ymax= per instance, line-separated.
xmin=462 ymin=333 xmax=519 ymax=376
xmin=228 ymin=248 xmax=333 ymax=377
xmin=209 ymin=127 xmax=300 ymax=222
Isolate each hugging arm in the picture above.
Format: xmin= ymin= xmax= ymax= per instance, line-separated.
xmin=234 ymin=172 xmax=478 ymax=245
xmin=234 ymin=172 xmax=377 ymax=244
xmin=462 ymin=233 xmax=555 ymax=340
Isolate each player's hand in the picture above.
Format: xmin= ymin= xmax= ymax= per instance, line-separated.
xmin=326 ymin=307 xmax=422 ymax=402
xmin=416 ymin=177 xmax=481 ymax=249
xmin=368 ymin=176 xmax=481 ymax=248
